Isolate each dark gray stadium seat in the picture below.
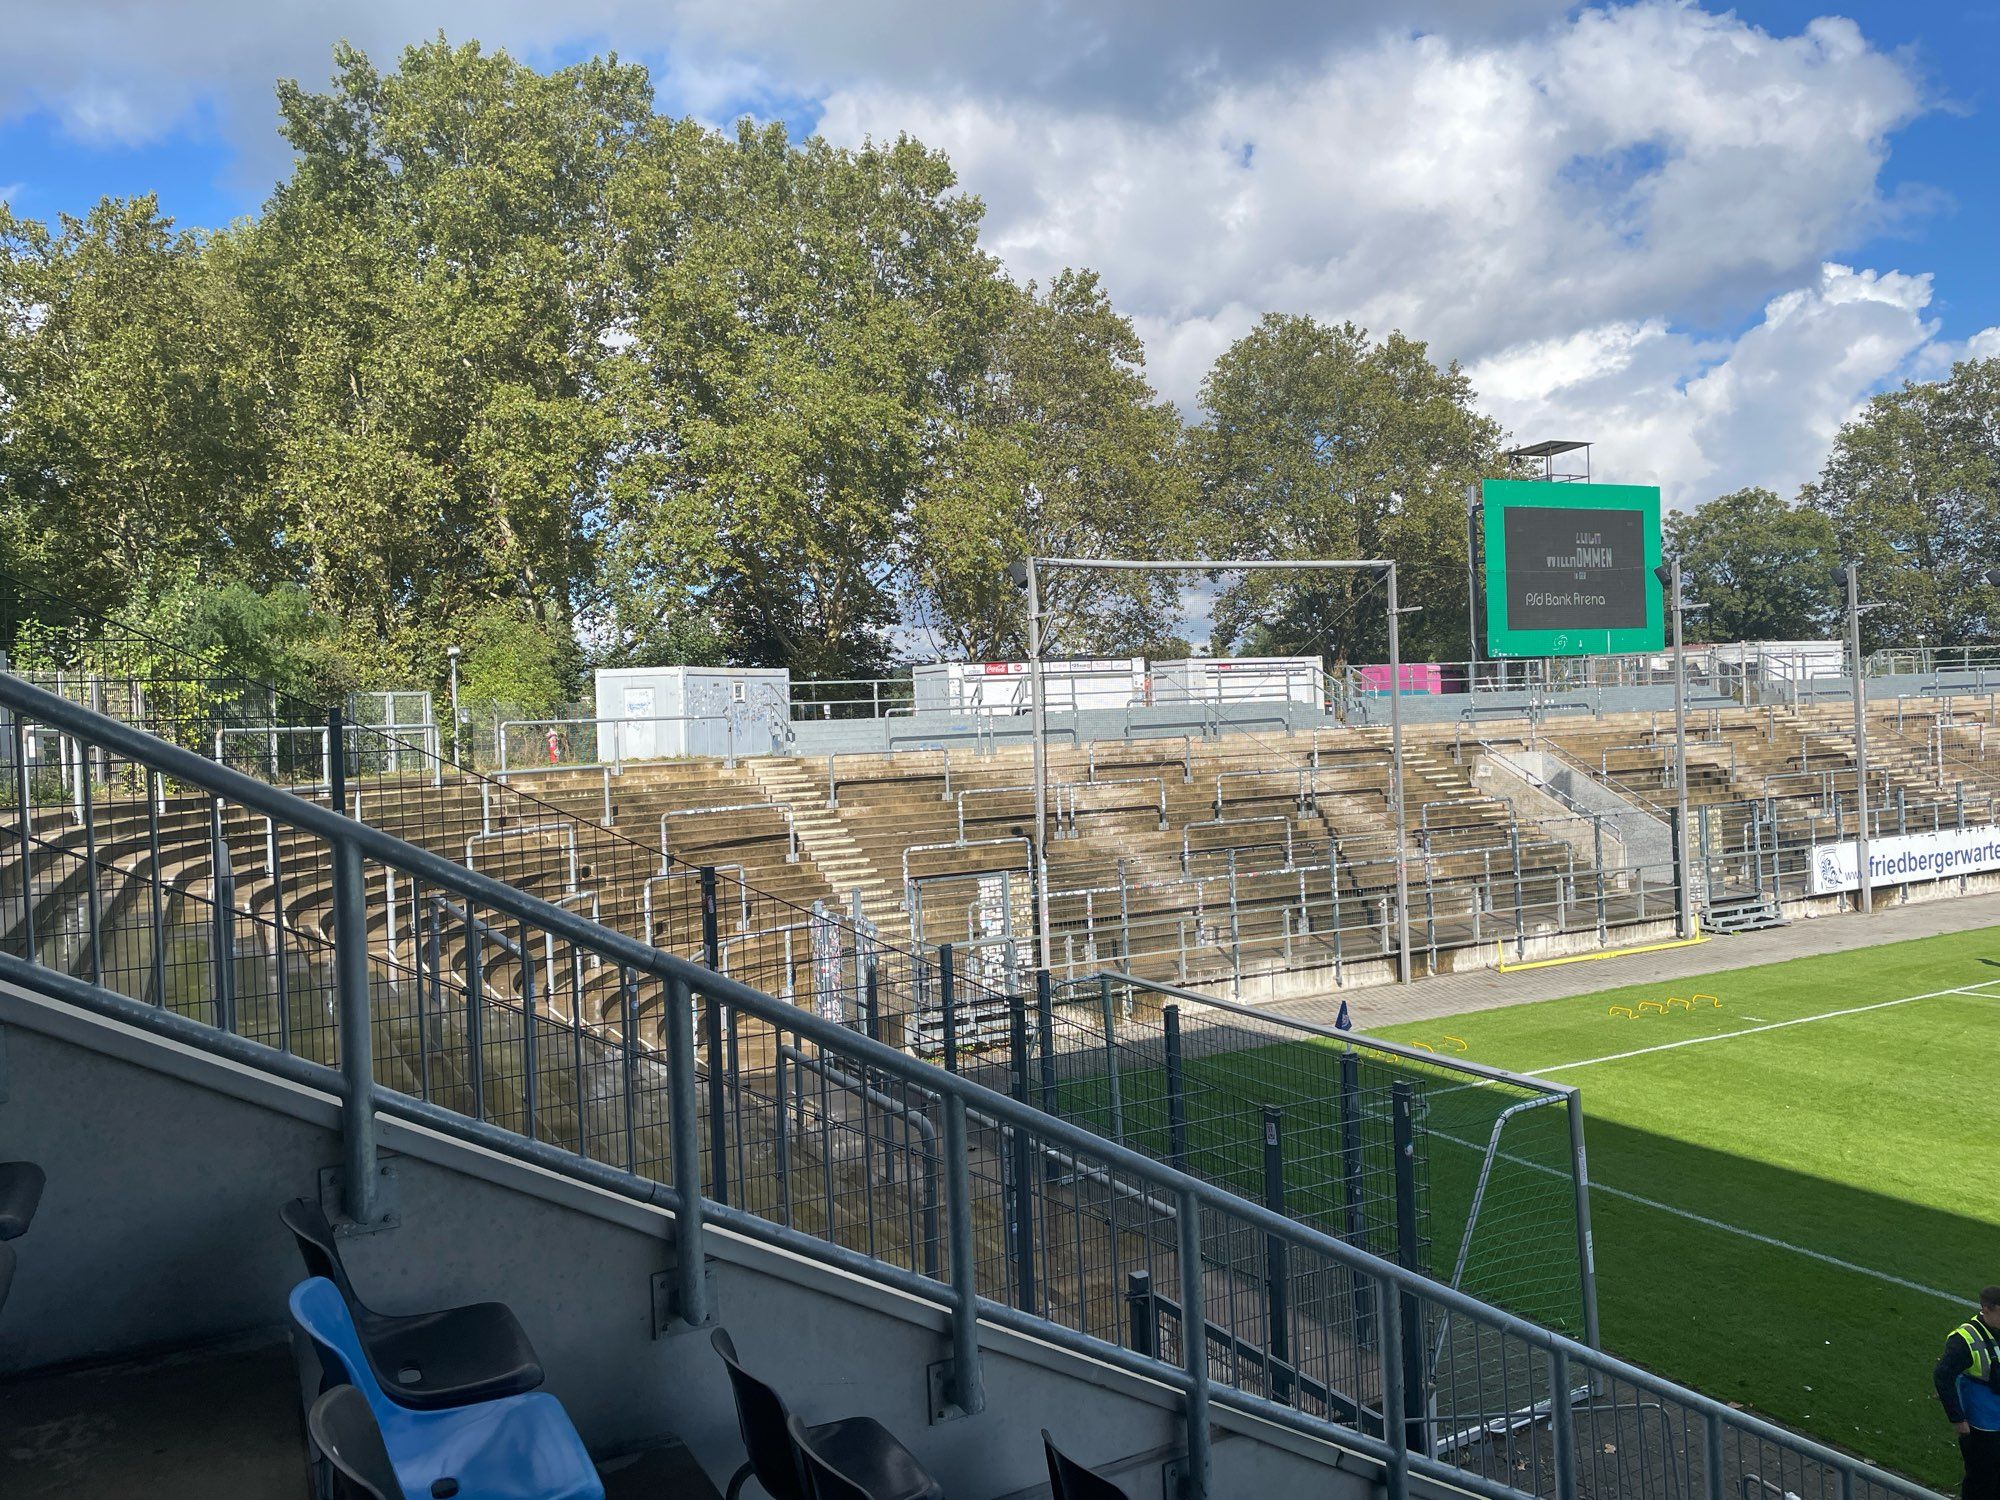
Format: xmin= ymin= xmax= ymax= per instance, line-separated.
xmin=308 ymin=1385 xmax=408 ymax=1500
xmin=713 ymin=1327 xmax=941 ymax=1500
xmin=1043 ymin=1430 xmax=1128 ymax=1500
xmin=0 ymin=1161 xmax=45 ymax=1240
xmin=280 ymin=1197 xmax=543 ymax=1411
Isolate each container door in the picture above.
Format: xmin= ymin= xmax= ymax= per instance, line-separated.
xmin=623 ymin=685 xmax=657 ymax=760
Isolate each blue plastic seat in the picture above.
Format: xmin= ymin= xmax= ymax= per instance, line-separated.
xmin=289 ymin=1277 xmax=603 ymax=1500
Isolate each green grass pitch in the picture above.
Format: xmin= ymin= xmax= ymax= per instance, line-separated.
xmin=1376 ymin=924 xmax=2000 ymax=1487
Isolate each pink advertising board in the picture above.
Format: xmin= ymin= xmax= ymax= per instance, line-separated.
xmin=1356 ymin=663 xmax=1442 ymax=696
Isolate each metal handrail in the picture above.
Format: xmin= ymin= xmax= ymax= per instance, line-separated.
xmin=0 ymin=670 xmax=1943 ymax=1500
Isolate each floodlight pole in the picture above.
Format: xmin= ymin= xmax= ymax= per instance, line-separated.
xmin=1019 ymin=557 xmax=1412 ymax=985
xmin=1665 ymin=561 xmax=1694 ymax=939
xmin=1025 ymin=557 xmax=1052 ymax=966
xmin=1847 ymin=563 xmax=1873 ymax=915
xmin=1385 ymin=562 xmax=1413 ymax=984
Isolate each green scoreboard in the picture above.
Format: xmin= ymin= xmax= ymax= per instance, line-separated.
xmin=1480 ymin=479 xmax=1664 ymax=658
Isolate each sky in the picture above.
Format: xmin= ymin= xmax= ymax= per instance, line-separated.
xmin=1 ymin=0 xmax=1997 ymax=512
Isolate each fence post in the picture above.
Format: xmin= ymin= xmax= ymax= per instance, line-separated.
xmin=1097 ymin=974 xmax=1125 ymax=1143
xmin=663 ymin=973 xmax=707 ymax=1327
xmin=1007 ymin=992 xmax=1036 ymax=1314
xmin=1551 ymin=1347 xmax=1578 ymax=1500
xmin=1392 ymin=1081 xmax=1424 ymax=1451
xmin=1262 ymin=1105 xmax=1293 ymax=1405
xmin=1176 ymin=1186 xmax=1212 ymax=1500
xmin=209 ymin=800 xmax=236 ymax=1034
xmin=518 ymin=923 xmax=539 ymax=1142
xmin=331 ymin=839 xmax=379 ymax=1226
xmin=328 ymin=706 xmax=347 ymax=817
xmin=1510 ymin=824 xmax=1525 ymax=958
xmin=1668 ymin=805 xmax=1685 ymax=933
xmin=1339 ymin=1048 xmax=1371 ymax=1347
xmin=1164 ymin=1003 xmax=1189 ymax=1172
xmin=699 ymin=866 xmax=728 ymax=1205
xmin=942 ymin=1094 xmax=984 ymax=1415
xmin=1125 ymin=1269 xmax=1157 ymax=1358
xmin=938 ymin=943 xmax=958 ymax=1074
xmin=1379 ymin=1266 xmax=1409 ymax=1496
xmin=465 ymin=918 xmax=486 ymax=1121
xmin=1035 ymin=969 xmax=1058 ymax=1127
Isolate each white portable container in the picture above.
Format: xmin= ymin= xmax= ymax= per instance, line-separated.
xmin=593 ymin=666 xmax=791 ymax=761
xmin=1150 ymin=656 xmax=1325 ymax=707
xmin=911 ymin=659 xmax=1148 ymax=715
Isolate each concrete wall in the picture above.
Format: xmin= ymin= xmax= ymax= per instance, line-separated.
xmin=0 ymin=979 xmax=1383 ymax=1500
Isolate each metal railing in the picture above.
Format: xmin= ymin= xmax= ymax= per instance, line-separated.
xmin=0 ymin=667 xmax=1941 ymax=1500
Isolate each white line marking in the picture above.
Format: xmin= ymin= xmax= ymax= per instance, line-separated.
xmin=1527 ymin=981 xmax=2000 ymax=1076
xmin=1429 ymin=1125 xmax=1966 ymax=1304
xmin=1588 ymin=1181 xmax=1962 ymax=1303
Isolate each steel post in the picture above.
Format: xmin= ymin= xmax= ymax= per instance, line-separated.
xmin=1848 ymin=563 xmax=1873 ymax=914
xmin=1164 ymin=1003 xmax=1188 ymax=1171
xmin=1176 ymin=1186 xmax=1212 ymax=1500
xmin=331 ymin=839 xmax=379 ymax=1226
xmin=1388 ymin=563 xmax=1412 ymax=983
xmin=700 ymin=866 xmax=727 ymax=1204
xmin=1261 ymin=1105 xmax=1292 ymax=1405
xmin=943 ymin=1095 xmax=984 ymax=1414
xmin=1392 ymin=1081 xmax=1424 ymax=1448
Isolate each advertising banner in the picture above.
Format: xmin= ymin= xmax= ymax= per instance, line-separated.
xmin=1807 ymin=825 xmax=2000 ymax=895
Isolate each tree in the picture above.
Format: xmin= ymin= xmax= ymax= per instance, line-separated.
xmin=454 ymin=601 xmax=584 ymax=719
xmin=239 ymin=39 xmax=649 ymax=657
xmin=905 ymin=270 xmax=1195 ymax=660
xmin=1664 ymin=488 xmax=1839 ymax=643
xmin=1805 ymin=358 xmax=2000 ymax=649
xmin=0 ymin=197 xmax=269 ymax=615
xmin=600 ymin=120 xmax=1008 ymax=677
xmin=1193 ymin=316 xmax=1503 ymax=664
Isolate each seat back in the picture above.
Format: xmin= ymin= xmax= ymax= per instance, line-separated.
xmin=289 ymin=1276 xmax=388 ymax=1407
xmin=0 ymin=1160 xmax=46 ymax=1240
xmin=281 ymin=1197 xmax=365 ymax=1309
xmin=1043 ymin=1429 xmax=1128 ymax=1500
xmin=0 ymin=1241 xmax=15 ymax=1318
xmin=711 ymin=1327 xmax=805 ymax=1500
xmin=787 ymin=1414 xmax=872 ymax=1500
xmin=309 ymin=1385 xmax=407 ymax=1500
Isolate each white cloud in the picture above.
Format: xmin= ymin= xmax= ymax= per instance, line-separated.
xmin=816 ymin=5 xmax=1924 ymax=371
xmin=805 ymin=2 xmax=1952 ymax=504
xmin=1469 ymin=264 xmax=1941 ymax=507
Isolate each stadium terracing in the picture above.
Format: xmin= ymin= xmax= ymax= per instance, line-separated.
xmin=0 ymin=600 xmax=1976 ymax=1498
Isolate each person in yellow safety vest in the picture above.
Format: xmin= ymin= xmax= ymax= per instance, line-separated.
xmin=1935 ymin=1287 xmax=2000 ymax=1500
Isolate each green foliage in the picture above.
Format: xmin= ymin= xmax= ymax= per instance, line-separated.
xmin=1805 ymin=357 xmax=2000 ymax=649
xmin=452 ymin=602 xmax=583 ymax=718
xmin=1665 ymin=487 xmax=1839 ymax=642
xmin=906 ymin=270 xmax=1197 ymax=659
xmin=1194 ymin=315 xmax=1504 ymax=664
xmin=0 ymin=197 xmax=269 ymax=613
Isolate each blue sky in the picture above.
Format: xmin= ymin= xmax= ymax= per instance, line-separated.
xmin=1 ymin=1 xmax=1995 ymax=507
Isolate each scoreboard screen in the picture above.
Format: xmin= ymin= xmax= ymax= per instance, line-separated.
xmin=1481 ymin=480 xmax=1663 ymax=657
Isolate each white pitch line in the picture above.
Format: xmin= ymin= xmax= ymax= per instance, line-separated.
xmin=1526 ymin=980 xmax=2000 ymax=1076
xmin=1589 ymin=1181 xmax=1962 ymax=1304
xmin=1427 ymin=1125 xmax=1966 ymax=1304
